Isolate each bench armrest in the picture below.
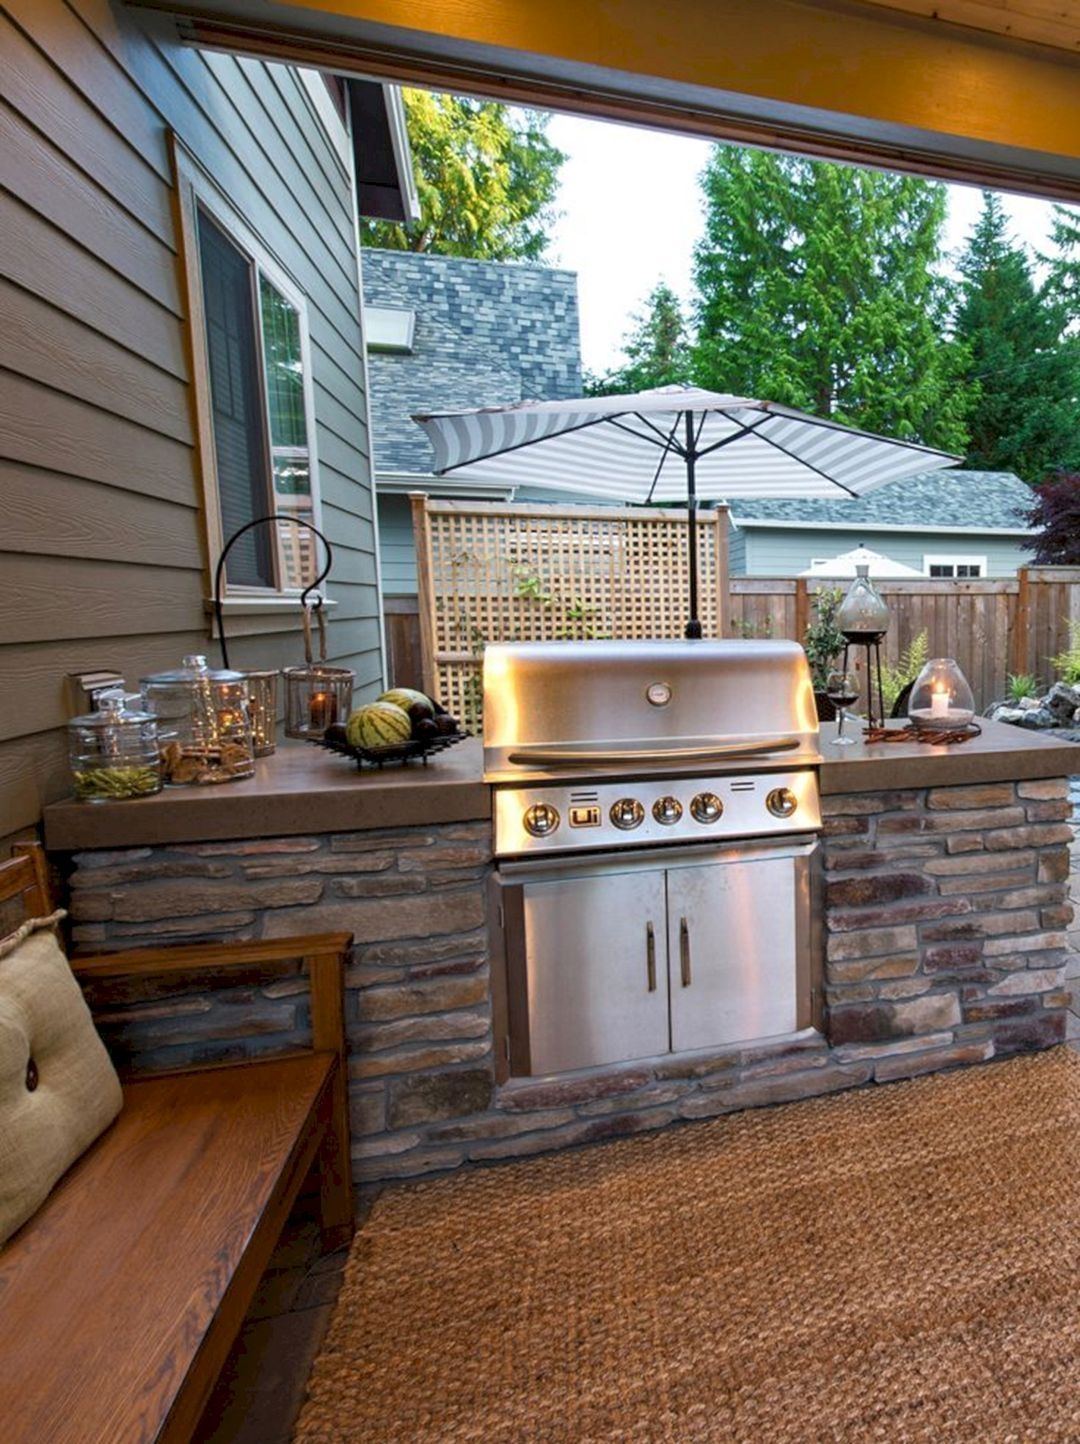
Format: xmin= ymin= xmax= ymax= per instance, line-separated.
xmin=72 ymin=933 xmax=353 ymax=1059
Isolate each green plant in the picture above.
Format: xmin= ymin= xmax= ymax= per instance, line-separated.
xmin=731 ymin=616 xmax=775 ymax=641
xmin=1006 ymin=672 xmax=1040 ymax=702
xmin=1051 ymin=617 xmax=1080 ymax=685
xmin=801 ymin=587 xmax=845 ymax=690
xmin=880 ymin=630 xmax=929 ymax=713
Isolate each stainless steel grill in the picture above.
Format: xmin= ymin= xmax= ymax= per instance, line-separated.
xmin=485 ymin=641 xmax=825 ymax=1081
xmin=483 ymin=639 xmax=822 ymax=856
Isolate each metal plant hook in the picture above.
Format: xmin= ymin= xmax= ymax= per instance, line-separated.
xmin=212 ymin=514 xmax=333 ymax=668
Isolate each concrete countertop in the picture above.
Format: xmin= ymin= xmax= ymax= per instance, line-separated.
xmin=817 ymin=717 xmax=1079 ymax=795
xmin=43 ymin=721 xmax=1079 ymax=851
xmin=44 ymin=737 xmax=491 ymax=851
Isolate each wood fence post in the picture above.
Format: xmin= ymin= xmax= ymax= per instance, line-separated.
xmin=794 ymin=577 xmax=810 ymax=645
xmin=409 ymin=492 xmax=438 ymax=700
xmin=714 ymin=507 xmax=730 ymax=638
xmin=1012 ymin=568 xmax=1031 ymax=678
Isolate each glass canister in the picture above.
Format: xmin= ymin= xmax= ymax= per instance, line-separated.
xmin=283 ymin=664 xmax=355 ymax=741
xmin=238 ymin=669 xmax=279 ymax=757
xmin=908 ymin=658 xmax=976 ymax=730
xmin=837 ymin=563 xmax=890 ymax=643
xmin=68 ymin=689 xmax=162 ymax=802
xmin=140 ymin=654 xmax=255 ymax=785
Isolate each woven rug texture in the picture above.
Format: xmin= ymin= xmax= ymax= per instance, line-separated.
xmin=294 ymin=1048 xmax=1080 ymax=1444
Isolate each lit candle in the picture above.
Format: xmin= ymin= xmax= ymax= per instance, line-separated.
xmin=309 ymin=691 xmax=335 ymax=732
xmin=930 ymin=686 xmax=950 ymax=720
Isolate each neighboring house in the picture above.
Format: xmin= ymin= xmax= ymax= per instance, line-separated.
xmin=361 ymin=249 xmax=582 ymax=597
xmin=1 ymin=0 xmax=415 ymax=847
xmin=727 ymin=471 xmax=1036 ymax=578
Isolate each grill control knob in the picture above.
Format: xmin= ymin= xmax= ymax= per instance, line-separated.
xmin=652 ymin=795 xmax=683 ymax=826
xmin=523 ymin=802 xmax=560 ymax=837
xmin=610 ymin=797 xmax=645 ymax=831
xmin=766 ymin=787 xmax=798 ymax=818
xmin=690 ymin=791 xmax=724 ymax=825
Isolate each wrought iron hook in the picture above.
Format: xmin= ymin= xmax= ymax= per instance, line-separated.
xmin=212 ymin=514 xmax=333 ymax=668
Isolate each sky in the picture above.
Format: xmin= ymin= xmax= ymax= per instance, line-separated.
xmin=543 ymin=113 xmax=1064 ymax=377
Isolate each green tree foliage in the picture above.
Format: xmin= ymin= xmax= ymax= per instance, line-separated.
xmin=359 ymin=90 xmax=564 ymax=261
xmin=586 ymin=282 xmax=692 ymax=396
xmin=1046 ymin=204 xmax=1080 ymax=320
xmin=954 ymin=193 xmax=1079 ymax=479
xmin=691 ymin=149 xmax=970 ymax=451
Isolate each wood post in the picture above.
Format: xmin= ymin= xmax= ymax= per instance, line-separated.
xmin=1012 ymin=567 xmax=1031 ymax=678
xmin=713 ymin=506 xmax=730 ymax=638
xmin=794 ymin=577 xmax=810 ymax=645
xmin=308 ymin=946 xmax=354 ymax=1248
xmin=409 ymin=492 xmax=438 ymax=700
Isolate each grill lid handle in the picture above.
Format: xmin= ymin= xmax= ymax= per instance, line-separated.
xmin=505 ymin=737 xmax=803 ymax=767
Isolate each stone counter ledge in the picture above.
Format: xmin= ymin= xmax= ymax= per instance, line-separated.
xmin=43 ymin=721 xmax=1079 ymax=852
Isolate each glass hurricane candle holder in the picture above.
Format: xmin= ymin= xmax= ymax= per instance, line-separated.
xmin=141 ymin=654 xmax=255 ymax=785
xmin=908 ymin=658 xmax=976 ymax=731
xmin=238 ymin=669 xmax=279 ymax=757
xmin=284 ymin=664 xmax=354 ymax=740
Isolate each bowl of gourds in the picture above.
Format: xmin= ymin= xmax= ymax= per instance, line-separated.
xmin=314 ymin=688 xmax=467 ymax=768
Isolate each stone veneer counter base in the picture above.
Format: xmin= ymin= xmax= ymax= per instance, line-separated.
xmin=51 ymin=719 xmax=1078 ymax=1187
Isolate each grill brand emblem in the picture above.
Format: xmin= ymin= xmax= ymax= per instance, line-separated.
xmin=646 ymin=682 xmax=672 ymax=707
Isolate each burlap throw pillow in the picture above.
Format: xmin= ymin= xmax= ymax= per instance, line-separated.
xmin=0 ymin=924 xmax=122 ymax=1247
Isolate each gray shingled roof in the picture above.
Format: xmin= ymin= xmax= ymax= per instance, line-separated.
xmin=730 ymin=470 xmax=1034 ymax=531
xmin=362 ymin=249 xmax=582 ymax=477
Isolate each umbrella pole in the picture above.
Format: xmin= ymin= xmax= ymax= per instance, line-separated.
xmin=684 ymin=412 xmax=702 ymax=639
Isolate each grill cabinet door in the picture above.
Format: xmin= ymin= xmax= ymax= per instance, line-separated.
xmin=519 ymin=869 xmax=669 ymax=1075
xmin=666 ymin=854 xmax=800 ymax=1053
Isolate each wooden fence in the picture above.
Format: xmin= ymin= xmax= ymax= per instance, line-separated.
xmin=411 ymin=495 xmax=729 ymax=726
xmin=403 ymin=491 xmax=1080 ymax=720
xmin=730 ymin=568 xmax=1080 ymax=711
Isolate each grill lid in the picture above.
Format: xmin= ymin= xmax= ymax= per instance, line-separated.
xmin=483 ymin=640 xmax=820 ymax=781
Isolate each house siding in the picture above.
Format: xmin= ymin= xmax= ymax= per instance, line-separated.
xmin=0 ymin=0 xmax=382 ymax=846
xmin=734 ymin=527 xmax=1031 ymax=578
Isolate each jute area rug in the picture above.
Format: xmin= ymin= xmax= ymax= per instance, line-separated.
xmin=294 ymin=1049 xmax=1080 ymax=1444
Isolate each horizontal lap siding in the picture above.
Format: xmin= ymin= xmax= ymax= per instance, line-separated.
xmin=1 ymin=0 xmax=380 ymax=842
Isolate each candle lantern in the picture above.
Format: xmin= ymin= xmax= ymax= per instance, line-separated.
xmin=141 ymin=654 xmax=255 ymax=785
xmin=838 ymin=562 xmax=890 ymax=729
xmin=284 ymin=600 xmax=354 ymax=740
xmin=908 ymin=658 xmax=976 ymax=732
xmin=68 ymin=688 xmax=162 ymax=802
xmin=238 ymin=668 xmax=279 ymax=756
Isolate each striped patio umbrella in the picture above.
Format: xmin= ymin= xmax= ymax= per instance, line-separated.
xmin=413 ymin=385 xmax=960 ymax=638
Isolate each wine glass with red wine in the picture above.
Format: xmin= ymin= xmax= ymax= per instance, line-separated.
xmin=825 ymin=668 xmax=860 ymax=747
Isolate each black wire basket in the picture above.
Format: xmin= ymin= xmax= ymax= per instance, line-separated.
xmin=310 ymin=727 xmax=469 ymax=770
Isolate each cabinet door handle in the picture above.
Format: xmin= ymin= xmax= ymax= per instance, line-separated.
xmin=679 ymin=916 xmax=691 ymax=987
xmin=646 ymin=921 xmax=657 ymax=992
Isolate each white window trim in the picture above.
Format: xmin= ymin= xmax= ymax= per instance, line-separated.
xmin=924 ymin=554 xmax=988 ymax=577
xmin=173 ymin=138 xmax=325 ymax=610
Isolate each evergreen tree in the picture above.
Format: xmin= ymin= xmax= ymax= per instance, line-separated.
xmin=691 ymin=149 xmax=970 ymax=451
xmin=954 ymin=192 xmax=1080 ymax=479
xmin=586 ymin=282 xmax=691 ymax=396
xmin=1046 ymin=204 xmax=1080 ymax=321
xmin=360 ymin=90 xmax=564 ymax=261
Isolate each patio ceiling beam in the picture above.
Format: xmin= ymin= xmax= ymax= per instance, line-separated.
xmin=143 ymin=0 xmax=1080 ymax=200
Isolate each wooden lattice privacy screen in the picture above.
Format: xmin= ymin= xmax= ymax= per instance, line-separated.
xmin=410 ymin=495 xmax=730 ymax=726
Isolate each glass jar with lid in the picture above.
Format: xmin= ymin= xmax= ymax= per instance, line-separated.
xmin=68 ymin=689 xmax=162 ymax=802
xmin=140 ymin=654 xmax=255 ymax=785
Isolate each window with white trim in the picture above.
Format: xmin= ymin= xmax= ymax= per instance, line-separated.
xmin=176 ymin=145 xmax=322 ymax=597
xmin=924 ymin=555 xmax=986 ymax=579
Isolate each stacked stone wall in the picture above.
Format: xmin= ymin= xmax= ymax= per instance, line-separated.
xmin=67 ymin=779 xmax=1075 ymax=1185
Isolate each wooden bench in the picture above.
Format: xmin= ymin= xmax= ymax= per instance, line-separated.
xmin=0 ymin=844 xmax=354 ymax=1444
